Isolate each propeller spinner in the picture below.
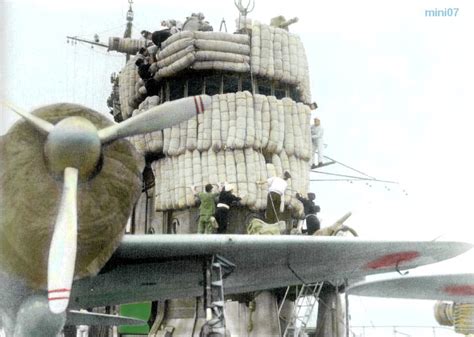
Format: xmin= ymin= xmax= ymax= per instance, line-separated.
xmin=4 ymin=95 xmax=211 ymax=313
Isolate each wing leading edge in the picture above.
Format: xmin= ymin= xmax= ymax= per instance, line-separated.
xmin=70 ymin=235 xmax=472 ymax=309
xmin=347 ymin=273 xmax=474 ymax=302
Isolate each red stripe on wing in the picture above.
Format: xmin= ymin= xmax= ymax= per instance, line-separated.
xmin=365 ymin=251 xmax=420 ymax=270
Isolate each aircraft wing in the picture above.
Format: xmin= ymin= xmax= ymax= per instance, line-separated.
xmin=70 ymin=235 xmax=472 ymax=309
xmin=347 ymin=273 xmax=474 ymax=302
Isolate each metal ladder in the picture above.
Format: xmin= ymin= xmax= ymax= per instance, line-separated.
xmin=201 ymin=255 xmax=235 ymax=337
xmin=281 ymin=282 xmax=324 ymax=337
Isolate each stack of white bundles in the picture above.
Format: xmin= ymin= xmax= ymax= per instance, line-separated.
xmin=177 ymin=154 xmax=186 ymax=209
xmin=189 ymin=32 xmax=251 ymax=72
xmin=211 ymin=96 xmax=222 ymax=152
xmin=157 ymin=45 xmax=194 ymax=68
xmin=259 ymin=24 xmax=272 ymax=77
xmin=192 ymin=149 xmax=202 ymax=194
xmin=158 ymin=37 xmax=194 ymax=60
xmin=186 ymin=116 xmax=198 ymax=151
xmin=217 ymin=151 xmax=226 ymax=185
xmin=184 ymin=150 xmax=195 ymax=207
xmin=225 ymin=93 xmax=237 ymax=149
xmin=267 ymin=96 xmax=280 ymax=153
xmin=167 ymin=125 xmax=180 ymax=156
xmin=234 ymin=91 xmax=247 ymax=149
xmin=225 ymin=149 xmax=237 ymax=194
xmin=245 ymin=91 xmax=255 ymax=148
xmin=282 ymin=98 xmax=295 ymax=156
xmin=288 ymin=33 xmax=299 ymax=84
xmin=201 ymin=150 xmax=210 ymax=189
xmin=260 ymin=95 xmax=270 ymax=149
xmin=118 ymin=57 xmax=139 ymax=120
xmin=207 ymin=150 xmax=219 ymax=186
xmin=273 ymin=28 xmax=284 ymax=81
xmin=291 ymin=101 xmax=304 ymax=159
xmin=253 ymin=94 xmax=263 ymax=150
xmin=245 ymin=148 xmax=257 ymax=207
xmin=281 ymin=29 xmax=291 ymax=83
xmin=250 ymin=21 xmax=261 ymax=75
xmin=276 ymin=98 xmax=285 ymax=154
xmin=219 ymin=94 xmax=229 ymax=146
xmin=157 ymin=33 xmax=195 ymax=78
xmin=235 ymin=149 xmax=248 ymax=204
xmin=194 ymin=39 xmax=250 ymax=55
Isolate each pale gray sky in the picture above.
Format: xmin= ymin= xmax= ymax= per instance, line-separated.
xmin=1 ymin=0 xmax=473 ymax=335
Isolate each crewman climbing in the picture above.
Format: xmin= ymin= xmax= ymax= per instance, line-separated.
xmin=296 ymin=192 xmax=321 ymax=235
xmin=265 ymin=170 xmax=291 ymax=224
xmin=215 ymin=183 xmax=241 ymax=234
xmin=190 ymin=183 xmax=219 ymax=234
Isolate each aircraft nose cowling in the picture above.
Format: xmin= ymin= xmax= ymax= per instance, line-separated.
xmin=0 ymin=103 xmax=143 ymax=289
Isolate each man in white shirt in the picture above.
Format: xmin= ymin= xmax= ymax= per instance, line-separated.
xmin=311 ymin=117 xmax=324 ymax=169
xmin=265 ymin=171 xmax=291 ymax=223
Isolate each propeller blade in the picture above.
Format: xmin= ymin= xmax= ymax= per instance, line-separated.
xmin=48 ymin=167 xmax=79 ymax=314
xmin=98 ymin=95 xmax=211 ymax=143
xmin=2 ymin=101 xmax=54 ymax=135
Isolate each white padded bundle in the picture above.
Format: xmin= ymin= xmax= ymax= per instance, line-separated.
xmin=194 ymin=31 xmax=250 ymax=44
xmin=245 ymin=148 xmax=257 ymax=207
xmin=282 ymin=97 xmax=295 ymax=156
xmin=245 ymin=91 xmax=255 ymax=148
xmin=250 ymin=21 xmax=261 ymax=75
xmin=156 ymin=31 xmax=251 ymax=78
xmin=126 ymin=93 xmax=313 ymax=212
xmin=211 ymin=96 xmax=222 ymax=152
xmin=108 ymin=37 xmax=146 ymax=54
xmin=118 ymin=57 xmax=140 ymax=120
xmin=234 ymin=92 xmax=247 ymax=149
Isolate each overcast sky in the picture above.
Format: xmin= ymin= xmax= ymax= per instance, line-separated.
xmin=1 ymin=0 xmax=474 ymax=335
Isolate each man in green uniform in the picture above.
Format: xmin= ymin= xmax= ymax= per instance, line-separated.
xmin=191 ymin=183 xmax=219 ymax=234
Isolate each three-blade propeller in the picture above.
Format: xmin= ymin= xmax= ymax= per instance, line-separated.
xmin=5 ymin=95 xmax=211 ymax=313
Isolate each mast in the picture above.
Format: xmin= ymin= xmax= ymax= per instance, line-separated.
xmin=123 ymin=0 xmax=134 ymax=62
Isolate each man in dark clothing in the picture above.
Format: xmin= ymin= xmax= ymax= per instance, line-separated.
xmin=151 ymin=29 xmax=172 ymax=49
xmin=215 ymin=183 xmax=241 ymax=234
xmin=296 ymin=192 xmax=321 ymax=235
xmin=135 ymin=58 xmax=152 ymax=80
xmin=306 ymin=204 xmax=321 ymax=235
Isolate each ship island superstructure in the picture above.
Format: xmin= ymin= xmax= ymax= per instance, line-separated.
xmin=105 ymin=9 xmax=331 ymax=337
